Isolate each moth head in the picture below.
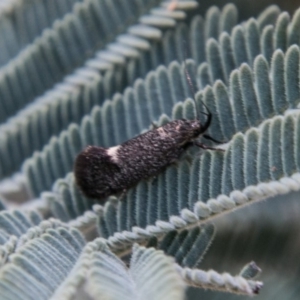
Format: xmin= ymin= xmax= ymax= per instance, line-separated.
xmin=186 ymin=119 xmax=209 ymax=139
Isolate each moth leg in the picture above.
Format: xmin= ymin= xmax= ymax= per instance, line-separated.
xmin=203 ymin=134 xmax=225 ymax=144
xmin=193 ymin=141 xmax=224 ymax=151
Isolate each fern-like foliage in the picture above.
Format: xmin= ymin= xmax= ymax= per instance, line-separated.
xmin=0 ymin=209 xmax=42 ymax=245
xmin=0 ymin=0 xmax=169 ymax=122
xmin=22 ymin=15 xmax=300 ymax=195
xmin=0 ymin=219 xmax=85 ymax=299
xmin=0 ymin=3 xmax=282 ymax=178
xmin=1 ymin=2 xmax=236 ymax=178
xmin=84 ymin=243 xmax=185 ymax=300
xmin=0 ymin=0 xmax=81 ymax=67
xmin=0 ymin=1 xmax=300 ymax=299
xmin=27 ymin=42 xmax=300 ymax=228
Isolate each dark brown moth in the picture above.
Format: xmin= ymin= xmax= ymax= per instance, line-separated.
xmin=74 ymin=61 xmax=221 ymax=203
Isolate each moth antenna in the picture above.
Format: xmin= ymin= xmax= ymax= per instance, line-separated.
xmin=182 ymin=41 xmax=212 ymax=125
xmin=183 ymin=58 xmax=200 ymax=120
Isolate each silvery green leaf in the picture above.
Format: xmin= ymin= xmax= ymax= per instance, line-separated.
xmin=2 ymin=2 xmax=300 ymax=299
xmin=261 ymin=25 xmax=274 ymax=64
xmin=0 ymin=209 xmax=42 ymax=245
xmin=0 ymin=220 xmax=85 ymax=299
xmin=159 ymin=224 xmax=215 ymax=267
xmin=240 ymin=261 xmax=262 ymax=279
xmin=257 ymin=5 xmax=281 ymax=30
xmin=52 ymin=239 xmax=185 ymax=300
xmin=94 ymin=241 xmax=185 ymax=300
xmin=25 ymin=38 xmax=299 ymax=223
xmin=0 ymin=4 xmax=280 ymax=180
xmin=178 ymin=265 xmax=263 ymax=295
xmin=99 ymin=110 xmax=300 ymax=254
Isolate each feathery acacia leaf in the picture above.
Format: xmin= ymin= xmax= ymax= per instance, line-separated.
xmin=0 ymin=220 xmax=85 ymax=300
xmin=0 ymin=2 xmax=235 ymax=178
xmin=0 ymin=0 xmax=173 ymax=122
xmin=178 ymin=265 xmax=263 ymax=295
xmin=1 ymin=1 xmax=300 ymax=299
xmin=0 ymin=3 xmax=283 ymax=179
xmin=23 ymin=40 xmax=300 ymax=203
xmin=52 ymin=239 xmax=185 ymax=300
xmin=0 ymin=0 xmax=81 ymax=68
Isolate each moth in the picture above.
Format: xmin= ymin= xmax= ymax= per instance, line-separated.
xmin=74 ymin=63 xmax=221 ymax=203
